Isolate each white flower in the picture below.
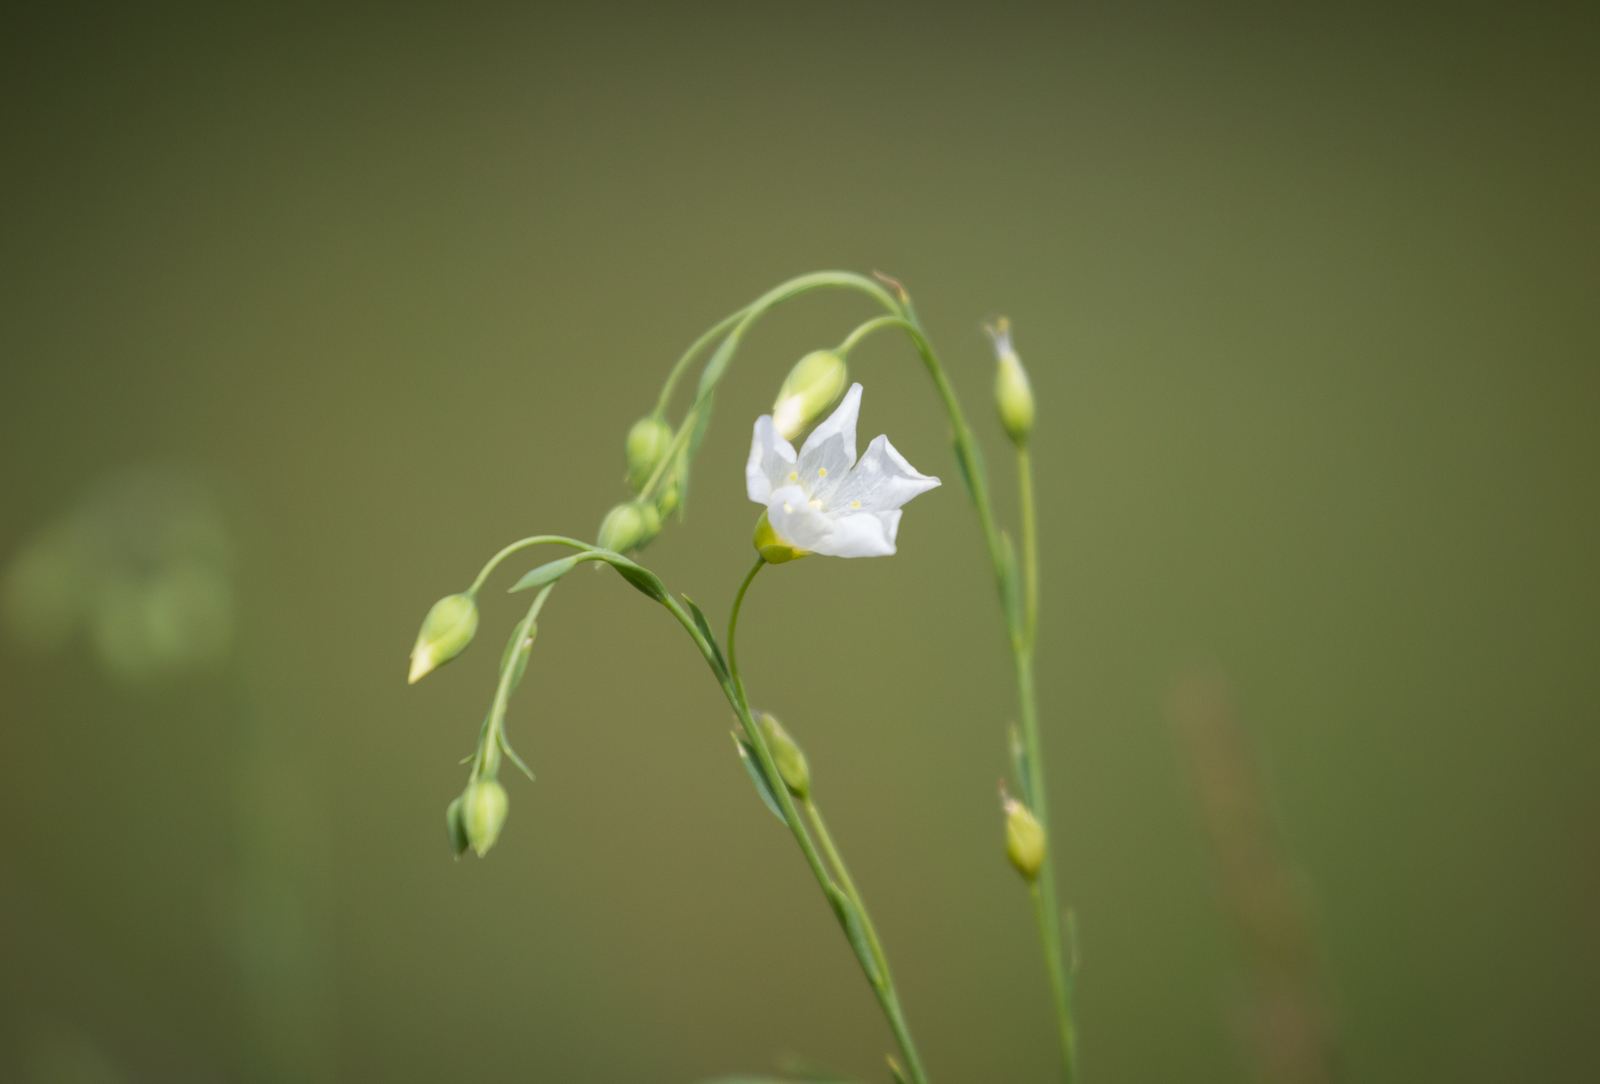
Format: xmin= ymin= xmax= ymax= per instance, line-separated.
xmin=746 ymin=383 xmax=940 ymax=559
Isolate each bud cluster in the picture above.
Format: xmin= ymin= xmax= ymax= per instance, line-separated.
xmin=448 ymin=778 xmax=509 ymax=858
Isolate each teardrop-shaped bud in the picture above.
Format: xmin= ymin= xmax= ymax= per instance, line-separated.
xmin=461 ymin=779 xmax=509 ymax=857
xmin=755 ymin=711 xmax=810 ymax=799
xmin=596 ymin=500 xmax=662 ymax=554
xmin=408 ymin=592 xmax=479 ymax=684
xmin=446 ymin=795 xmax=470 ymax=858
xmin=987 ymin=318 xmax=1035 ymax=446
xmin=624 ymin=416 xmax=674 ymax=492
xmin=772 ymin=350 xmax=848 ymax=441
xmin=1004 ymin=792 xmax=1046 ymax=880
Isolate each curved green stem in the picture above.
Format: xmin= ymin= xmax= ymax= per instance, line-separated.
xmin=468 ymin=535 xmax=594 ymax=595
xmin=837 ymin=313 xmax=907 ymax=356
xmin=726 ymin=557 xmax=765 ymax=708
xmin=639 ymin=272 xmax=903 ymax=503
xmin=653 ymin=306 xmax=751 ymax=418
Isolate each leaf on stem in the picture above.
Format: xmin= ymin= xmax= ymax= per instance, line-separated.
xmin=732 ymin=733 xmax=786 ymax=823
xmin=499 ymin=621 xmax=536 ymax=691
xmin=886 ymin=1056 xmax=910 ymax=1084
xmin=498 ymin=730 xmax=536 ymax=782
xmin=682 ymin=595 xmax=729 ymax=679
xmin=597 ymin=554 xmax=668 ymax=603
xmin=952 ymin=436 xmax=985 ymax=506
xmin=824 ymin=884 xmax=882 ymax=987
xmin=509 ymin=554 xmax=584 ymax=592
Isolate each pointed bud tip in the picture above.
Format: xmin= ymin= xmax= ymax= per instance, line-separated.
xmin=409 ymin=593 xmax=479 ymax=683
xmin=772 ymin=350 xmax=848 ymax=441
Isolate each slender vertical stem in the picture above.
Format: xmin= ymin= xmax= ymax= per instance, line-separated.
xmin=805 ymin=799 xmax=890 ymax=981
xmin=722 ymin=559 xmax=931 ymax=1084
xmin=726 ymin=557 xmax=766 ymax=709
xmin=883 ymin=311 xmax=1076 ymax=1082
xmin=1018 ymin=448 xmax=1039 ymax=648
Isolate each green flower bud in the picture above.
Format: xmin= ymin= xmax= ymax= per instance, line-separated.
xmin=772 ymin=349 xmax=848 ymax=441
xmin=461 ymin=779 xmax=509 ymax=857
xmin=1004 ymin=793 xmax=1046 ymax=880
xmin=755 ymin=711 xmax=810 ymax=799
xmin=987 ymin=318 xmax=1034 ymax=446
xmin=596 ymin=500 xmax=662 ymax=554
xmin=408 ymin=592 xmax=479 ymax=684
xmin=445 ymin=795 xmax=470 ymax=858
xmin=751 ymin=510 xmax=807 ymax=564
xmin=624 ymin=415 xmax=674 ymax=492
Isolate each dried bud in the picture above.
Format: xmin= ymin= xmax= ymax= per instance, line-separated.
xmin=1004 ymin=793 xmax=1046 ymax=880
xmin=461 ymin=779 xmax=509 ymax=857
xmin=751 ymin=510 xmax=807 ymax=564
xmin=596 ymin=500 xmax=662 ymax=554
xmin=987 ymin=318 xmax=1034 ymax=446
xmin=408 ymin=592 xmax=479 ymax=684
xmin=624 ymin=415 xmax=674 ymax=492
xmin=445 ymin=795 xmax=470 ymax=858
xmin=772 ymin=350 xmax=848 ymax=441
xmin=755 ymin=711 xmax=810 ymax=799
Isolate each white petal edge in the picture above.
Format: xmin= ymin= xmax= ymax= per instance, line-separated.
xmin=747 ymin=415 xmax=797 ymax=504
xmin=798 ymin=383 xmax=861 ymax=466
xmin=811 ymin=509 xmax=901 ymax=558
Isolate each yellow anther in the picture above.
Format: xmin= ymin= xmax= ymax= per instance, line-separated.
xmin=818 ymin=467 xmax=827 ymax=477
xmin=788 ymin=471 xmax=797 ymax=481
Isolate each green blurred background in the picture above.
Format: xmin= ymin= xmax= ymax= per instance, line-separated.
xmin=1 ymin=3 xmax=1595 ymax=1082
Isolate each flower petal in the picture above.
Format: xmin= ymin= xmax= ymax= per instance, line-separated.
xmin=828 ymin=434 xmax=940 ymax=513
xmin=811 ymin=509 xmax=901 ymax=558
xmin=798 ymin=383 xmax=860 ymax=465
xmin=765 ymin=485 xmax=833 ymax=552
xmin=747 ymin=415 xmax=798 ymax=504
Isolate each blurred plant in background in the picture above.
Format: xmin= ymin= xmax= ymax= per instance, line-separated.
xmin=1171 ymin=670 xmax=1337 ymax=1084
xmin=2 ymin=467 xmax=336 ymax=1084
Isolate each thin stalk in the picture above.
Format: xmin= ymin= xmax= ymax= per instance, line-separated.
xmin=1018 ymin=447 xmax=1039 ymax=647
xmin=639 ymin=272 xmax=902 ymax=502
xmin=468 ymin=535 xmax=593 ymax=595
xmin=723 ymin=558 xmax=930 ymax=1084
xmin=653 ymin=306 xmax=750 ymax=417
xmin=804 ymin=798 xmax=890 ymax=983
xmin=880 ymin=310 xmax=1076 ymax=1082
xmin=470 ymin=585 xmax=554 ymax=782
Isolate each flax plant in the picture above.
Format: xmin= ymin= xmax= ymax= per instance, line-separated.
xmin=406 ymin=271 xmax=1077 ymax=1083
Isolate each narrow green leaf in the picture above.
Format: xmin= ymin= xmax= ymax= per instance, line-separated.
xmin=682 ymin=595 xmax=728 ymax=679
xmin=952 ymin=436 xmax=986 ymax=506
xmin=498 ymin=619 xmax=536 ymax=691
xmin=498 ymin=731 xmax=536 ymax=782
xmin=886 ymin=1057 xmax=909 ymax=1084
xmin=604 ymin=556 xmax=668 ymax=603
xmin=509 ymin=554 xmax=582 ymax=592
xmin=732 ymin=733 xmax=785 ymax=823
xmin=825 ymin=884 xmax=882 ymax=987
